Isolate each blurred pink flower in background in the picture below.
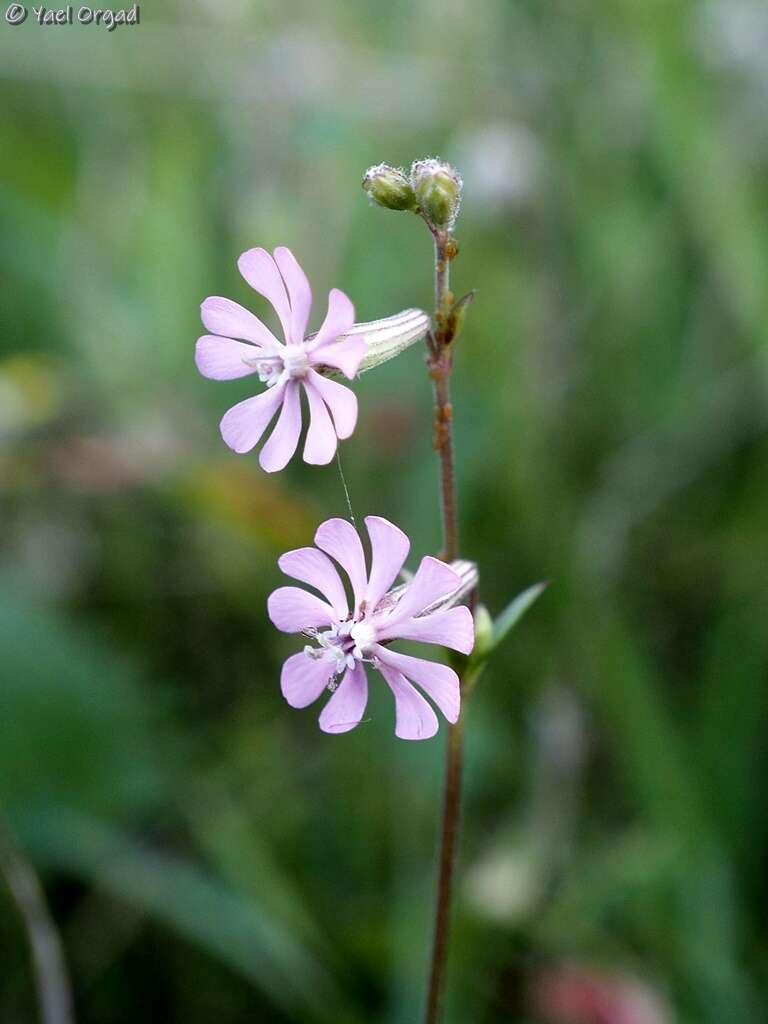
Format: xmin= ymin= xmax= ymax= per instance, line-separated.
xmin=268 ymin=516 xmax=475 ymax=739
xmin=196 ymin=247 xmax=366 ymax=471
xmin=531 ymin=962 xmax=673 ymax=1024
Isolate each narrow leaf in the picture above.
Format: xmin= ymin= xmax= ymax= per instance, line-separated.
xmin=491 ymin=581 xmax=548 ymax=653
xmin=464 ymin=581 xmax=548 ymax=692
xmin=447 ymin=289 xmax=475 ymax=343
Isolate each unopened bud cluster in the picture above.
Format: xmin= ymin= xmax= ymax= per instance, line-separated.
xmin=362 ymin=158 xmax=463 ymax=230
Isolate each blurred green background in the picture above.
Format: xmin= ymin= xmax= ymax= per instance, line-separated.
xmin=2 ymin=1 xmax=768 ymax=1021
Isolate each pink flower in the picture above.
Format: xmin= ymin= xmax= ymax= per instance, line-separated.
xmin=195 ymin=247 xmax=367 ymax=472
xmin=531 ymin=963 xmax=672 ymax=1024
xmin=268 ymin=516 xmax=475 ymax=740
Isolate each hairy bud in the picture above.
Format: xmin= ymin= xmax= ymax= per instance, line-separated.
xmin=362 ymin=164 xmax=418 ymax=212
xmin=411 ymin=158 xmax=462 ymax=229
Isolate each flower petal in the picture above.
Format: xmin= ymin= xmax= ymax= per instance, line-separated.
xmin=379 ymin=606 xmax=475 ymax=655
xmin=200 ymin=296 xmax=281 ymax=347
xmin=305 ymin=370 xmax=357 ymax=439
xmin=281 ymin=650 xmax=335 ymax=709
xmin=237 ymin=248 xmax=291 ymax=341
xmin=219 ymin=383 xmax=286 ymax=454
xmin=382 ymin=556 xmax=463 ymax=624
xmin=319 ymin=662 xmax=368 ymax=734
xmin=372 ymin=646 xmax=460 ymax=723
xmin=377 ymin=663 xmax=439 ymax=740
xmin=273 ymin=247 xmax=312 ymax=344
xmin=303 ymin=380 xmax=338 ymax=465
xmin=310 ymin=336 xmax=368 ymax=380
xmin=308 ymin=288 xmax=355 ymax=351
xmin=314 ymin=518 xmax=368 ymax=614
xmin=364 ymin=516 xmax=410 ymax=611
xmin=259 ymin=381 xmax=302 ymax=473
xmin=267 ymin=586 xmax=336 ymax=633
xmin=195 ymin=335 xmax=262 ymax=381
xmin=278 ymin=547 xmax=348 ymax=620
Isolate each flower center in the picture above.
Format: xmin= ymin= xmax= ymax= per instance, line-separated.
xmin=244 ymin=344 xmax=310 ymax=387
xmin=281 ymin=343 xmax=309 ymax=380
xmin=349 ymin=621 xmax=376 ymax=657
xmin=304 ymin=617 xmax=378 ymax=685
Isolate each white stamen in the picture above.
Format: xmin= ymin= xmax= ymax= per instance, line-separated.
xmin=303 ymin=615 xmax=371 ymax=680
xmin=242 ymin=343 xmax=310 ymax=387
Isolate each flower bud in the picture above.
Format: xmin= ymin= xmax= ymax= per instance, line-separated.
xmin=411 ymin=158 xmax=462 ymax=229
xmin=472 ymin=603 xmax=494 ymax=661
xmin=362 ymin=164 xmax=418 ymax=212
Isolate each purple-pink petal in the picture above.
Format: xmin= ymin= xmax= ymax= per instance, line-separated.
xmin=377 ymin=663 xmax=439 ymax=740
xmin=305 ymin=370 xmax=357 ymax=440
xmin=237 ymin=248 xmax=292 ymax=341
xmin=267 ymin=586 xmax=336 ymax=633
xmin=278 ymin=547 xmax=349 ymax=620
xmin=219 ymin=383 xmax=286 ymax=454
xmin=303 ymin=381 xmax=338 ymax=465
xmin=314 ymin=518 xmax=368 ymax=614
xmin=380 ymin=606 xmax=475 ymax=655
xmin=281 ymin=651 xmax=335 ymax=709
xmin=319 ymin=662 xmax=368 ymax=734
xmin=364 ymin=516 xmax=410 ymax=611
xmin=200 ymin=296 xmax=281 ymax=348
xmin=195 ymin=335 xmax=262 ymax=381
xmin=273 ymin=247 xmax=312 ymax=345
xmin=383 ymin=555 xmax=462 ymax=624
xmin=310 ymin=335 xmax=367 ymax=380
xmin=372 ymin=646 xmax=460 ymax=723
xmin=259 ymin=381 xmax=302 ymax=473
xmin=308 ymin=288 xmax=356 ymax=351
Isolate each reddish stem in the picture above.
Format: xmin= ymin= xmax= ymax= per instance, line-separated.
xmin=424 ymin=228 xmax=463 ymax=1024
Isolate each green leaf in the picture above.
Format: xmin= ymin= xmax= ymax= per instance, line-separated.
xmin=491 ymin=581 xmax=548 ymax=653
xmin=0 ymin=584 xmax=175 ymax=819
xmin=18 ymin=806 xmax=352 ymax=1023
xmin=447 ymin=289 xmax=476 ymax=343
xmin=463 ymin=582 xmax=547 ymax=695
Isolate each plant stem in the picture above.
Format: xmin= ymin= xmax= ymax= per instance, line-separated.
xmin=0 ymin=818 xmax=74 ymax=1024
xmin=429 ymin=232 xmax=459 ymax=563
xmin=424 ymin=714 xmax=464 ymax=1024
xmin=424 ymin=227 xmax=463 ymax=1024
xmin=433 ymin=368 xmax=458 ymax=564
